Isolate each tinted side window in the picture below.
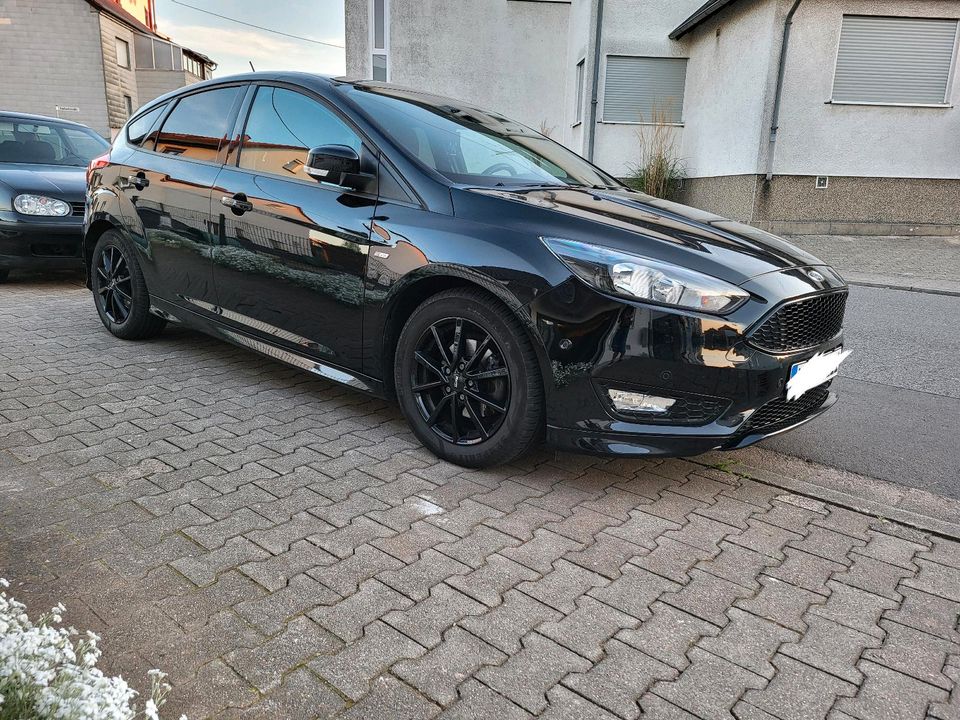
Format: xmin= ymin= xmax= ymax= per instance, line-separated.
xmin=126 ymin=103 xmax=166 ymax=147
xmin=154 ymin=87 xmax=242 ymax=161
xmin=238 ymin=87 xmax=361 ymax=180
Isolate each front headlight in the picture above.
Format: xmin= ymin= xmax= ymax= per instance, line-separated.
xmin=542 ymin=236 xmax=750 ymax=314
xmin=14 ymin=194 xmax=71 ymax=217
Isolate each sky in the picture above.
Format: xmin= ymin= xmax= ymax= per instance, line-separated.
xmin=154 ymin=0 xmax=346 ymax=78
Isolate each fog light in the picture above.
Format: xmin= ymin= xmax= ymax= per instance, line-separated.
xmin=608 ymin=389 xmax=676 ymax=415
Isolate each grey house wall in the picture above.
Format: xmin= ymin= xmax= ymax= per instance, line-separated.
xmin=678 ymin=0 xmax=960 ymax=234
xmin=0 ymin=0 xmax=110 ymax=136
xmin=98 ymin=12 xmax=141 ymax=131
xmin=0 ymin=0 xmax=208 ymax=138
xmin=345 ymin=0 xmax=570 ymax=134
xmin=344 ymin=0 xmax=960 ymax=233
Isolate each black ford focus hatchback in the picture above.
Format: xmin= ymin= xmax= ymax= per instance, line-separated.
xmin=85 ymin=72 xmax=849 ymax=467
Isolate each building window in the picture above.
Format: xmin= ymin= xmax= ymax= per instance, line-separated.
xmin=184 ymin=54 xmax=205 ymax=79
xmin=832 ymin=15 xmax=959 ymax=106
xmin=574 ymin=59 xmax=585 ymax=124
xmin=602 ymin=56 xmax=687 ymax=124
xmin=371 ymin=0 xmax=389 ymax=81
xmin=116 ymin=38 xmax=131 ymax=68
xmin=124 ymin=95 xmax=133 ymax=118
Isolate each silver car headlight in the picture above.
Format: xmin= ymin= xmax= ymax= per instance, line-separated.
xmin=14 ymin=194 xmax=71 ymax=217
xmin=541 ymin=236 xmax=750 ymax=314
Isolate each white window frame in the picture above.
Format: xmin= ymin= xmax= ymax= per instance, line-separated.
xmin=573 ymin=57 xmax=585 ymax=127
xmin=116 ymin=37 xmax=131 ymax=68
xmin=598 ymin=54 xmax=687 ymax=126
xmin=369 ymin=0 xmax=390 ymax=82
xmin=827 ymin=14 xmax=960 ymax=108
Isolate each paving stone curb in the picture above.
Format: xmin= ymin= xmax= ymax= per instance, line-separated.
xmin=696 ymin=450 xmax=960 ymax=540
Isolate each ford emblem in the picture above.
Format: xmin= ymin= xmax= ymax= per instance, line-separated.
xmin=807 ymin=270 xmax=825 ymax=283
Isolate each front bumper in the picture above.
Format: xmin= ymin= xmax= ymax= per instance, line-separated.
xmin=529 ymin=273 xmax=846 ymax=458
xmin=0 ymin=212 xmax=84 ymax=270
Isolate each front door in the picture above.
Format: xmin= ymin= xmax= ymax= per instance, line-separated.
xmin=211 ymin=85 xmax=374 ymax=372
xmin=121 ymin=85 xmax=245 ymax=309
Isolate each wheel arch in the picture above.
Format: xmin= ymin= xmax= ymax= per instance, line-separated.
xmin=379 ymin=268 xmax=551 ymax=399
xmin=83 ymin=218 xmax=120 ymax=288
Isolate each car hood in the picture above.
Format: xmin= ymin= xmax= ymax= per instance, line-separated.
xmin=467 ymin=186 xmax=829 ymax=286
xmin=0 ymin=163 xmax=87 ymax=200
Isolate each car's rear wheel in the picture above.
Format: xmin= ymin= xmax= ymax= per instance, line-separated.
xmin=91 ymin=230 xmax=166 ymax=340
xmin=395 ymin=287 xmax=544 ymax=467
xmin=0 ymin=269 xmax=8 ymax=283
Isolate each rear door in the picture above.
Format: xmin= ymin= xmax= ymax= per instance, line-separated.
xmin=210 ymin=84 xmax=375 ymax=373
xmin=118 ymin=84 xmax=247 ymax=310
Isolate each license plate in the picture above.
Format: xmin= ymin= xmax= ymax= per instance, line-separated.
xmin=787 ymin=347 xmax=850 ymax=401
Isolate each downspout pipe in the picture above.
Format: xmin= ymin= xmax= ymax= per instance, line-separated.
xmin=766 ymin=0 xmax=802 ymax=181
xmin=586 ymin=0 xmax=605 ymax=162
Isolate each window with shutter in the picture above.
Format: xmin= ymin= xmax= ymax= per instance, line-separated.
xmin=832 ymin=15 xmax=959 ymax=105
xmin=602 ymin=56 xmax=688 ymax=124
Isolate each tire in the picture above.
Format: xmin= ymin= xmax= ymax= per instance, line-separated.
xmin=0 ymin=269 xmax=8 ymax=283
xmin=91 ymin=229 xmax=166 ymax=340
xmin=395 ymin=287 xmax=544 ymax=467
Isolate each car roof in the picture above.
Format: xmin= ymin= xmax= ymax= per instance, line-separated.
xmin=136 ymin=71 xmax=458 ymax=111
xmin=0 ymin=110 xmax=93 ymax=129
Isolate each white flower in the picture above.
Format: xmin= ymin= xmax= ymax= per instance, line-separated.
xmin=145 ymin=698 xmax=160 ymax=720
xmin=0 ymin=581 xmax=186 ymax=719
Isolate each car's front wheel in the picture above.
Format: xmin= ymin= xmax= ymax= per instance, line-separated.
xmin=91 ymin=230 xmax=166 ymax=340
xmin=395 ymin=288 xmax=544 ymax=467
xmin=0 ymin=269 xmax=9 ymax=283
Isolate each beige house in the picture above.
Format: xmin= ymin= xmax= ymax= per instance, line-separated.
xmin=0 ymin=0 xmax=214 ymax=139
xmin=346 ymin=0 xmax=960 ymax=235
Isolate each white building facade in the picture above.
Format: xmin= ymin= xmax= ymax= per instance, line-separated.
xmin=345 ymin=0 xmax=960 ymax=235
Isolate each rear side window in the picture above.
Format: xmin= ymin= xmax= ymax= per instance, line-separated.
xmin=238 ymin=86 xmax=361 ymax=180
xmin=154 ymin=86 xmax=242 ymax=161
xmin=126 ymin=103 xmax=166 ymax=147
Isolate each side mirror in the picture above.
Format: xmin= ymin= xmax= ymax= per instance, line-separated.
xmin=305 ymin=145 xmax=361 ymax=187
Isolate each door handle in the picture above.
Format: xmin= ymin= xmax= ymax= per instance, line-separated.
xmin=221 ymin=194 xmax=253 ymax=214
xmin=125 ymin=173 xmax=149 ymax=190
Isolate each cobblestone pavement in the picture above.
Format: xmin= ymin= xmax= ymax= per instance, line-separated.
xmin=3 ymin=278 xmax=960 ymax=720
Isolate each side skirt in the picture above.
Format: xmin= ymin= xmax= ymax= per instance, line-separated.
xmin=148 ymin=295 xmax=386 ymax=398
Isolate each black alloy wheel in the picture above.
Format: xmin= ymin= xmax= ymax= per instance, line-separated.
xmin=412 ymin=317 xmax=511 ymax=445
xmin=395 ymin=287 xmax=544 ymax=468
xmin=91 ymin=230 xmax=166 ymax=340
xmin=95 ymin=244 xmax=133 ymax=324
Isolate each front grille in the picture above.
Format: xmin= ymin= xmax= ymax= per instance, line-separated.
xmin=749 ymin=291 xmax=847 ymax=354
xmin=735 ymin=382 xmax=832 ymax=439
xmin=71 ymin=202 xmax=85 ymax=217
xmin=661 ymin=396 xmax=730 ymax=425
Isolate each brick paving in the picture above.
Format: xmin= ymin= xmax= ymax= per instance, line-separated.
xmin=2 ymin=277 xmax=960 ymax=719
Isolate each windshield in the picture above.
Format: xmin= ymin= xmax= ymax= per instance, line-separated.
xmin=347 ymin=86 xmax=621 ymax=189
xmin=0 ymin=117 xmax=110 ymax=167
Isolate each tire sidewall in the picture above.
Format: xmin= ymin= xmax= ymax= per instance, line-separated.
xmin=395 ymin=292 xmax=541 ymax=467
xmin=91 ymin=230 xmax=155 ymax=339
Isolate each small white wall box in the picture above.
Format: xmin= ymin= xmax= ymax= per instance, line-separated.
xmin=815 ymin=176 xmax=829 ymax=189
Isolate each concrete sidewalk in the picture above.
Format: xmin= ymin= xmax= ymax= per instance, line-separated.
xmin=3 ymin=279 xmax=960 ymax=720
xmin=786 ymin=235 xmax=960 ymax=296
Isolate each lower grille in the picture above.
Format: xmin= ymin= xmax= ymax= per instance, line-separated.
xmin=735 ymin=382 xmax=832 ymax=438
xmin=71 ymin=202 xmax=85 ymax=217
